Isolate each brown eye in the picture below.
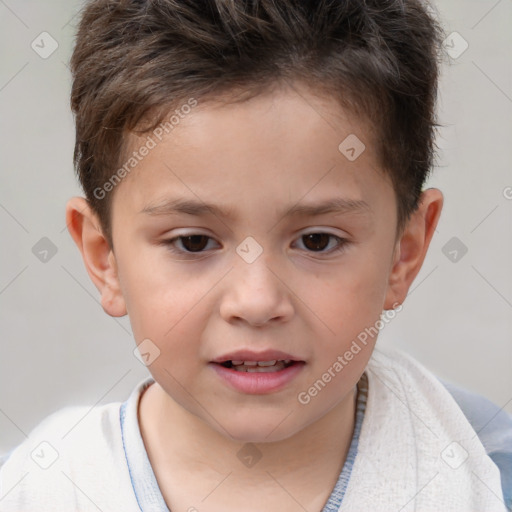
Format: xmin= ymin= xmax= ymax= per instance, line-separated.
xmin=302 ymin=233 xmax=331 ymax=252
xmin=296 ymin=233 xmax=348 ymax=254
xmin=164 ymin=234 xmax=217 ymax=255
xmin=180 ymin=235 xmax=209 ymax=252
xmin=175 ymin=235 xmax=210 ymax=252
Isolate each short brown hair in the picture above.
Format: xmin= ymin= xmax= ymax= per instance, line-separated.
xmin=70 ymin=0 xmax=446 ymax=249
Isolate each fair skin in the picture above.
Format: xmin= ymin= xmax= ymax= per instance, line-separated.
xmin=66 ymin=82 xmax=443 ymax=511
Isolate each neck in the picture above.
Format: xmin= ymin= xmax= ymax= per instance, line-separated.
xmin=139 ymin=381 xmax=357 ymax=491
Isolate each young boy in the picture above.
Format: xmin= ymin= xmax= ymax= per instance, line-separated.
xmin=1 ymin=0 xmax=511 ymax=510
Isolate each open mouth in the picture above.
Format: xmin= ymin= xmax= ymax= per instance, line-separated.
xmin=218 ymin=359 xmax=296 ymax=373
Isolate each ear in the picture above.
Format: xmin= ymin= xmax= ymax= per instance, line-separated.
xmin=65 ymin=197 xmax=127 ymax=317
xmin=383 ymin=188 xmax=443 ymax=309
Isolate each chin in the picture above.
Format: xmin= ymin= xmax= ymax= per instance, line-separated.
xmin=217 ymin=418 xmax=304 ymax=445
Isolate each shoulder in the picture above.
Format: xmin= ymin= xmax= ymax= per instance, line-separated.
xmin=365 ymin=347 xmax=511 ymax=509
xmin=0 ymin=402 xmax=122 ymax=467
xmin=441 ymin=379 xmax=512 ymax=449
xmin=441 ymin=379 xmax=512 ymax=510
xmin=0 ymin=401 xmax=139 ymax=511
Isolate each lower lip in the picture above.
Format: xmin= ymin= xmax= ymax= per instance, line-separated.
xmin=209 ymin=362 xmax=305 ymax=394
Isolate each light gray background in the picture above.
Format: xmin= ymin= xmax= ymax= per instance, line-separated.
xmin=1 ymin=0 xmax=511 ymax=455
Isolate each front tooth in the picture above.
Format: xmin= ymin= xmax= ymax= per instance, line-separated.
xmin=246 ymin=362 xmax=286 ymax=372
xmin=257 ymin=360 xmax=277 ymax=367
xmin=243 ymin=361 xmax=257 ymax=366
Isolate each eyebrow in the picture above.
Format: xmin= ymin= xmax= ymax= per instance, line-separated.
xmin=140 ymin=197 xmax=372 ymax=220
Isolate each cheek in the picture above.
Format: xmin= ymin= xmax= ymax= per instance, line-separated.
xmin=126 ymin=282 xmax=203 ymax=345
xmin=299 ymin=254 xmax=391 ymax=340
xmin=117 ymin=249 xmax=203 ymax=343
xmin=120 ymin=263 xmax=221 ymax=379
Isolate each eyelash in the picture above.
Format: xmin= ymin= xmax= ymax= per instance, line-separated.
xmin=161 ymin=232 xmax=349 ymax=257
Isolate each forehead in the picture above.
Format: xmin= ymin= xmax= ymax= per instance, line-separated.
xmin=113 ymin=83 xmax=392 ymax=221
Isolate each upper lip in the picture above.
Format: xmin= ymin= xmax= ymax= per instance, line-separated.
xmin=211 ymin=349 xmax=304 ymax=363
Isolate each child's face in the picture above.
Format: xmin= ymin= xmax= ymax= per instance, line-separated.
xmin=106 ymin=84 xmax=402 ymax=442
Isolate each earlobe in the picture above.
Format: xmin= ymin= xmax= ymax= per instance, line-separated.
xmin=65 ymin=197 xmax=127 ymax=317
xmin=383 ymin=188 xmax=443 ymax=310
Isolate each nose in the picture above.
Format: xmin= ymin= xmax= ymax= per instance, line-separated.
xmin=219 ymin=255 xmax=294 ymax=328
